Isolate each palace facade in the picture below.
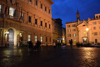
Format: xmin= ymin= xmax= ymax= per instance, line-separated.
xmin=66 ymin=10 xmax=100 ymax=45
xmin=0 ymin=0 xmax=53 ymax=46
xmin=52 ymin=18 xmax=62 ymax=44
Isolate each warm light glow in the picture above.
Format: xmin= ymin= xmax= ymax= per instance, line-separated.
xmin=41 ymin=36 xmax=43 ymax=42
xmin=62 ymin=38 xmax=64 ymax=40
xmin=86 ymin=28 xmax=89 ymax=31
xmin=0 ymin=5 xmax=1 ymax=13
xmin=5 ymin=31 xmax=9 ymax=35
xmin=9 ymin=7 xmax=15 ymax=16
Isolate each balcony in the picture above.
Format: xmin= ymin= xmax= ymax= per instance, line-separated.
xmin=0 ymin=14 xmax=23 ymax=23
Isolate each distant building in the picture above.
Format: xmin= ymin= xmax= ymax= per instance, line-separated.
xmin=65 ymin=10 xmax=100 ymax=45
xmin=62 ymin=27 xmax=66 ymax=44
xmin=0 ymin=0 xmax=54 ymax=47
xmin=52 ymin=18 xmax=62 ymax=43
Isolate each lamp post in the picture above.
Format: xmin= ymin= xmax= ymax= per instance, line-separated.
xmin=86 ymin=28 xmax=89 ymax=43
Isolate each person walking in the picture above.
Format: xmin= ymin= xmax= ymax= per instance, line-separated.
xmin=53 ymin=42 xmax=56 ymax=49
xmin=36 ymin=40 xmax=41 ymax=50
xmin=70 ymin=39 xmax=73 ymax=49
xmin=28 ymin=41 xmax=33 ymax=52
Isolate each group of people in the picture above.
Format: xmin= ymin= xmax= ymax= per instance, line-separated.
xmin=53 ymin=39 xmax=73 ymax=49
xmin=28 ymin=40 xmax=41 ymax=52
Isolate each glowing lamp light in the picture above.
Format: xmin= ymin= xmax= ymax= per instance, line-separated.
xmin=5 ymin=32 xmax=9 ymax=35
xmin=86 ymin=28 xmax=89 ymax=31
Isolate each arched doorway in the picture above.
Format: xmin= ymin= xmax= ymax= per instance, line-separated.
xmin=83 ymin=38 xmax=87 ymax=43
xmin=8 ymin=29 xmax=14 ymax=46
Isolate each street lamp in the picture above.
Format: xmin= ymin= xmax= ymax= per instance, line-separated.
xmin=5 ymin=31 xmax=9 ymax=35
xmin=86 ymin=28 xmax=89 ymax=31
xmin=86 ymin=28 xmax=89 ymax=43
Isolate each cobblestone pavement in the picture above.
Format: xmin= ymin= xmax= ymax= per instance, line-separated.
xmin=0 ymin=46 xmax=100 ymax=67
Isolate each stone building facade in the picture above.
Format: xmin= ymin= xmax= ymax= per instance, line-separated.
xmin=62 ymin=27 xmax=66 ymax=44
xmin=52 ymin=18 xmax=62 ymax=43
xmin=66 ymin=10 xmax=100 ymax=45
xmin=0 ymin=0 xmax=53 ymax=46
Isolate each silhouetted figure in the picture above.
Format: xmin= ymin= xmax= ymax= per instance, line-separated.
xmin=28 ymin=41 xmax=33 ymax=52
xmin=5 ymin=41 xmax=9 ymax=47
xmin=20 ymin=41 xmax=22 ymax=46
xmin=70 ymin=39 xmax=73 ymax=49
xmin=36 ymin=41 xmax=41 ymax=49
xmin=53 ymin=42 xmax=56 ymax=49
xmin=17 ymin=41 xmax=20 ymax=47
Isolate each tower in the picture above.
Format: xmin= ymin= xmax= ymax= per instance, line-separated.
xmin=76 ymin=10 xmax=80 ymax=21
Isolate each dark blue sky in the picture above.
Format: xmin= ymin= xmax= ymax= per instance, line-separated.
xmin=51 ymin=0 xmax=100 ymax=28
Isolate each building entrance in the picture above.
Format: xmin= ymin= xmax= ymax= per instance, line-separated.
xmin=83 ymin=38 xmax=87 ymax=43
xmin=8 ymin=29 xmax=14 ymax=46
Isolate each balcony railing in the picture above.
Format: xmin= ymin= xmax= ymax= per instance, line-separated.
xmin=0 ymin=13 xmax=23 ymax=23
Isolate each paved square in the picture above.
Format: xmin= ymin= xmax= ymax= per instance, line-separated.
xmin=0 ymin=46 xmax=100 ymax=67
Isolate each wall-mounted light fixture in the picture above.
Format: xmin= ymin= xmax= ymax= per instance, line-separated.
xmin=19 ymin=33 xmax=22 ymax=37
xmin=5 ymin=31 xmax=9 ymax=35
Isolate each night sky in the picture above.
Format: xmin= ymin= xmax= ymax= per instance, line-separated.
xmin=52 ymin=0 xmax=100 ymax=28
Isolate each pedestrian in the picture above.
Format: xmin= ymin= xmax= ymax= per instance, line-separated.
xmin=5 ymin=41 xmax=9 ymax=47
xmin=53 ymin=42 xmax=56 ymax=49
xmin=17 ymin=41 xmax=20 ymax=47
xmin=36 ymin=40 xmax=41 ymax=50
xmin=70 ymin=39 xmax=73 ymax=49
xmin=28 ymin=41 xmax=33 ymax=52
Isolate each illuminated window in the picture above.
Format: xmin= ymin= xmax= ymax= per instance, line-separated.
xmin=74 ymin=40 xmax=76 ymax=44
xmin=9 ymin=7 xmax=15 ymax=16
xmin=28 ymin=35 xmax=31 ymax=41
xmin=0 ymin=5 xmax=2 ymax=13
xmin=68 ymin=34 xmax=71 ymax=37
xmin=19 ymin=33 xmax=22 ymax=37
xmin=73 ymin=34 xmax=76 ymax=37
xmin=35 ymin=36 xmax=37 ymax=42
xmin=93 ymin=27 xmax=96 ymax=30
xmin=41 ymin=36 xmax=43 ymax=42
xmin=93 ymin=22 xmax=96 ymax=25
xmin=20 ymin=13 xmax=24 ymax=20
xmin=68 ymin=29 xmax=71 ymax=32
